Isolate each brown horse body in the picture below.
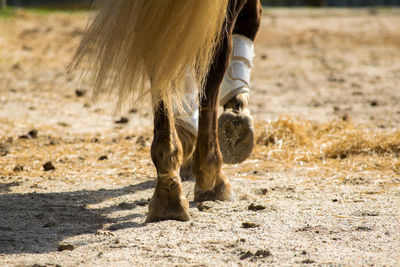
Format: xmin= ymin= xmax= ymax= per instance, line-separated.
xmin=147 ymin=0 xmax=262 ymax=222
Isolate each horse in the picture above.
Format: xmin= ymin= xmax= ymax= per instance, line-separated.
xmin=70 ymin=0 xmax=262 ymax=222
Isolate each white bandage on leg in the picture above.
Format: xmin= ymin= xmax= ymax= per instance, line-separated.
xmin=173 ymin=70 xmax=199 ymax=136
xmin=219 ymin=34 xmax=255 ymax=106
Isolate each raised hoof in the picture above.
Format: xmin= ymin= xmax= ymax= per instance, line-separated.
xmin=218 ymin=109 xmax=254 ymax=164
xmin=146 ymin=194 xmax=190 ymax=222
xmin=194 ymin=179 xmax=234 ymax=202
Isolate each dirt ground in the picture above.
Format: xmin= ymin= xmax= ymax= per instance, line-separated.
xmin=1 ymin=8 xmax=400 ymax=266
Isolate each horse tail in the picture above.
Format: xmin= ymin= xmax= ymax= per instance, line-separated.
xmin=70 ymin=0 xmax=229 ymax=110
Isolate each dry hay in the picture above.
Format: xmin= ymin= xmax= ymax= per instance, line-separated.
xmin=2 ymin=116 xmax=400 ymax=189
xmin=253 ymin=116 xmax=400 ymax=180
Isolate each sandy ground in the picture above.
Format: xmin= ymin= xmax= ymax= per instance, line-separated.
xmin=1 ymin=8 xmax=400 ymax=266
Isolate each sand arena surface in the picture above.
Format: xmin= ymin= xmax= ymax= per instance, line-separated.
xmin=1 ymin=8 xmax=400 ymax=266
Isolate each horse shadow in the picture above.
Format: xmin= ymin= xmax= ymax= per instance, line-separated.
xmin=0 ymin=179 xmax=155 ymax=255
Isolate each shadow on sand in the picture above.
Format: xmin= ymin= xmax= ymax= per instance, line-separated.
xmin=0 ymin=179 xmax=155 ymax=254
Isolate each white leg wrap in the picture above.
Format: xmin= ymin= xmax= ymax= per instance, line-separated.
xmin=219 ymin=34 xmax=255 ymax=106
xmin=173 ymin=70 xmax=199 ymax=136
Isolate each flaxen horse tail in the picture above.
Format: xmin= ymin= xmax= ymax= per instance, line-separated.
xmin=70 ymin=0 xmax=229 ymax=110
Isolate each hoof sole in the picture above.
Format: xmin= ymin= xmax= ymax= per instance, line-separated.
xmin=218 ymin=110 xmax=254 ymax=164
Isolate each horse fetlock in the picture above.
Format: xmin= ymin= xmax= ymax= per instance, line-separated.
xmin=192 ymin=157 xmax=222 ymax=190
xmin=146 ymin=176 xmax=190 ymax=222
xmin=194 ymin=173 xmax=233 ymax=202
xmin=223 ymin=92 xmax=250 ymax=113
xmin=151 ymin=137 xmax=183 ymax=177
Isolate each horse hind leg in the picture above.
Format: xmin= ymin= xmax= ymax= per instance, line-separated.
xmin=218 ymin=0 xmax=263 ymax=164
xmin=192 ymin=0 xmax=248 ymax=202
xmin=146 ymin=102 xmax=190 ymax=222
xmin=192 ymin=37 xmax=233 ymax=201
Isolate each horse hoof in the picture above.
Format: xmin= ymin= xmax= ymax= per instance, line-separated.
xmin=218 ymin=109 xmax=254 ymax=164
xmin=194 ymin=177 xmax=234 ymax=202
xmin=146 ymin=194 xmax=190 ymax=222
xmin=146 ymin=178 xmax=190 ymax=222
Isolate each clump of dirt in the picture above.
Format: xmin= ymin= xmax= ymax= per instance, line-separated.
xmin=43 ymin=161 xmax=55 ymax=171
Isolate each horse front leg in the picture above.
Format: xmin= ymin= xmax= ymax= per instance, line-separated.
xmin=146 ymin=101 xmax=190 ymax=222
xmin=218 ymin=0 xmax=263 ymax=164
